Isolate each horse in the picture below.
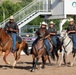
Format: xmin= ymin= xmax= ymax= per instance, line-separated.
xmin=0 ymin=28 xmax=28 ymax=67
xmin=30 ymin=37 xmax=53 ymax=72
xmin=59 ymin=30 xmax=75 ymax=66
xmin=48 ymin=35 xmax=61 ymax=64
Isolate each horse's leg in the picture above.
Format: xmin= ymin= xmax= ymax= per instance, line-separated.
xmin=48 ymin=56 xmax=51 ymax=65
xmin=55 ymin=51 xmax=59 ymax=64
xmin=42 ymin=55 xmax=48 ymax=69
xmin=3 ymin=50 xmax=10 ymax=65
xmin=70 ymin=53 xmax=76 ymax=66
xmin=59 ymin=50 xmax=64 ymax=66
xmin=31 ymin=55 xmax=40 ymax=72
xmin=0 ymin=51 xmax=3 ymax=56
xmin=31 ymin=54 xmax=36 ymax=72
xmin=63 ymin=53 xmax=66 ymax=65
xmin=42 ymin=56 xmax=45 ymax=69
xmin=13 ymin=49 xmax=21 ymax=67
xmin=13 ymin=51 xmax=18 ymax=67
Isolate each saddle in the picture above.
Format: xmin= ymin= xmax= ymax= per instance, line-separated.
xmin=16 ymin=35 xmax=22 ymax=44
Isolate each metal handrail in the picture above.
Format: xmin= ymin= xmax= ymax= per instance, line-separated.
xmin=0 ymin=0 xmax=51 ymax=27
xmin=0 ymin=0 xmax=37 ymax=25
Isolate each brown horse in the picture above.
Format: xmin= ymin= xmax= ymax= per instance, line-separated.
xmin=0 ymin=28 xmax=28 ymax=67
xmin=30 ymin=38 xmax=53 ymax=72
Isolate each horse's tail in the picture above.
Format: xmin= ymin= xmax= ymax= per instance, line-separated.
xmin=23 ymin=42 xmax=29 ymax=55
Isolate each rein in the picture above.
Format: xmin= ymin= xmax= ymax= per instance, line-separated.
xmin=63 ymin=40 xmax=71 ymax=48
xmin=34 ymin=39 xmax=44 ymax=51
xmin=38 ymin=44 xmax=44 ymax=51
xmin=62 ymin=37 xmax=72 ymax=52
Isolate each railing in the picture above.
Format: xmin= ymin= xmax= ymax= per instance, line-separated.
xmin=0 ymin=0 xmax=51 ymax=27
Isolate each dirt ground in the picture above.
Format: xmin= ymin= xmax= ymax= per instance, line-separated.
xmin=0 ymin=53 xmax=76 ymax=75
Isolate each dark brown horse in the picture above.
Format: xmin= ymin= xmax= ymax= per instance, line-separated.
xmin=50 ymin=36 xmax=62 ymax=63
xmin=0 ymin=28 xmax=28 ymax=67
xmin=30 ymin=38 xmax=53 ymax=72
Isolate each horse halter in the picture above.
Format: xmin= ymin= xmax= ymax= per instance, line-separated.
xmin=60 ymin=32 xmax=67 ymax=42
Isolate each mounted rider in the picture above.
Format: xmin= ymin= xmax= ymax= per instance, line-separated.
xmin=48 ymin=21 xmax=57 ymax=52
xmin=67 ymin=18 xmax=76 ymax=52
xmin=4 ymin=16 xmax=19 ymax=53
xmin=32 ymin=21 xmax=51 ymax=55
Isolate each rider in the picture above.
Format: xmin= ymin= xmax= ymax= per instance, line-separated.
xmin=48 ymin=21 xmax=57 ymax=52
xmin=32 ymin=21 xmax=51 ymax=55
xmin=67 ymin=18 xmax=76 ymax=52
xmin=4 ymin=15 xmax=19 ymax=53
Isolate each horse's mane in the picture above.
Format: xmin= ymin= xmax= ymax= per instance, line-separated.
xmin=61 ymin=30 xmax=67 ymax=32
xmin=0 ymin=28 xmax=9 ymax=39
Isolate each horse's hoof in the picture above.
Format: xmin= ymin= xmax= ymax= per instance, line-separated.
xmin=2 ymin=66 xmax=7 ymax=70
xmin=41 ymin=66 xmax=45 ymax=69
xmin=6 ymin=62 xmax=11 ymax=65
xmin=13 ymin=61 xmax=17 ymax=67
xmin=36 ymin=65 xmax=40 ymax=70
xmin=30 ymin=69 xmax=35 ymax=72
xmin=58 ymin=64 xmax=61 ymax=67
xmin=12 ymin=66 xmax=15 ymax=69
xmin=70 ymin=63 xmax=73 ymax=67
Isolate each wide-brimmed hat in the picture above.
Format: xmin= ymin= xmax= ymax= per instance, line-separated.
xmin=9 ymin=16 xmax=14 ymax=19
xmin=69 ymin=18 xmax=74 ymax=22
xmin=41 ymin=21 xmax=47 ymax=26
xmin=50 ymin=21 xmax=55 ymax=25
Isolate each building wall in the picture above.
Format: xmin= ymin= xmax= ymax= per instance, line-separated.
xmin=50 ymin=0 xmax=65 ymax=19
xmin=49 ymin=0 xmax=76 ymax=19
xmin=64 ymin=0 xmax=76 ymax=15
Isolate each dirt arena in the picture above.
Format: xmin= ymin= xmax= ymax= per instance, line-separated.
xmin=0 ymin=53 xmax=76 ymax=75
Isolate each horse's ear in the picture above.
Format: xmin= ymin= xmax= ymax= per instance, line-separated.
xmin=61 ymin=30 xmax=66 ymax=32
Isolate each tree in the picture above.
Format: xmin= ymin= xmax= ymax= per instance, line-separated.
xmin=0 ymin=0 xmax=33 ymax=22
xmin=28 ymin=16 xmax=44 ymax=25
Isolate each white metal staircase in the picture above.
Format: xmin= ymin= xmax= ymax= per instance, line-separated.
xmin=0 ymin=0 xmax=51 ymax=29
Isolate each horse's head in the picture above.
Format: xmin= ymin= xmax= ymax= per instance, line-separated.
xmin=0 ymin=27 xmax=8 ymax=40
xmin=60 ymin=30 xmax=68 ymax=41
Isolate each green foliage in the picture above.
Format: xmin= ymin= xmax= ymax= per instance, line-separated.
xmin=0 ymin=0 xmax=21 ymax=22
xmin=0 ymin=0 xmax=76 ymax=31
xmin=28 ymin=16 xmax=44 ymax=25
xmin=18 ymin=0 xmax=33 ymax=7
xmin=48 ymin=19 xmax=60 ymax=31
xmin=0 ymin=0 xmax=33 ymax=22
xmin=63 ymin=21 xmax=69 ymax=30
